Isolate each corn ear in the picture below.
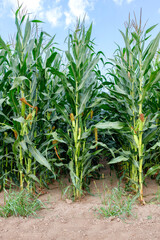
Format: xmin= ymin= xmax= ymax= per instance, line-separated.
xmin=90 ymin=110 xmax=93 ymax=119
xmin=94 ymin=128 xmax=98 ymax=150
xmin=52 ymin=140 xmax=61 ymax=160
xmin=70 ymin=113 xmax=75 ymax=127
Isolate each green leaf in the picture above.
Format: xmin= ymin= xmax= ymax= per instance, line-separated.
xmin=13 ymin=117 xmax=25 ymax=123
xmin=31 ymin=20 xmax=44 ymax=23
xmin=28 ymin=146 xmax=51 ymax=171
xmin=68 ymin=161 xmax=79 ymax=188
xmin=23 ymin=17 xmax=31 ymax=47
xmin=46 ymin=52 xmax=57 ymax=68
xmin=53 ymin=102 xmax=71 ymax=126
xmin=143 ymin=127 xmax=157 ymax=144
xmin=131 ymin=32 xmax=139 ymax=42
xmin=145 ymin=165 xmax=160 ymax=177
xmin=78 ymin=57 xmax=99 ymax=91
xmin=10 ymin=77 xmax=28 ymax=90
xmin=149 ymin=142 xmax=160 ymax=150
xmin=0 ymin=99 xmax=5 ymax=106
xmin=88 ymin=97 xmax=104 ymax=108
xmin=28 ymin=174 xmax=41 ymax=184
xmin=20 ymin=140 xmax=28 ymax=152
xmin=0 ymin=125 xmax=13 ymax=132
xmin=86 ymin=164 xmax=102 ymax=176
xmin=85 ymin=23 xmax=92 ymax=44
xmin=3 ymin=137 xmax=14 ymax=144
xmin=43 ymin=35 xmax=56 ymax=50
xmin=143 ymin=32 xmax=160 ymax=74
xmin=145 ymin=24 xmax=158 ymax=34
xmin=108 ymin=156 xmax=129 ymax=164
xmin=78 ymin=90 xmax=91 ymax=115
xmin=90 ymin=142 xmax=115 ymax=158
xmin=95 ymin=121 xmax=124 ymax=130
xmin=81 ymin=130 xmax=91 ymax=140
xmin=106 ymin=85 xmax=132 ymax=103
xmin=49 ymin=131 xmax=67 ymax=144
xmin=0 ymin=36 xmax=10 ymax=52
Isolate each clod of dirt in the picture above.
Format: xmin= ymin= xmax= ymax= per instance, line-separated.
xmin=65 ymin=199 xmax=72 ymax=204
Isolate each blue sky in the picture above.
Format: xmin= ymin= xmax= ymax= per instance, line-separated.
xmin=0 ymin=0 xmax=160 ymax=58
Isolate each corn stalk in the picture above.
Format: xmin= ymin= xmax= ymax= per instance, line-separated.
xmin=103 ymin=14 xmax=160 ymax=203
xmin=49 ymin=21 xmax=103 ymax=198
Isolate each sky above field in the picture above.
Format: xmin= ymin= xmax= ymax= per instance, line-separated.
xmin=0 ymin=0 xmax=160 ymax=57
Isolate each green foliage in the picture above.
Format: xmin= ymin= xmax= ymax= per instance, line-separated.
xmin=101 ymin=13 xmax=160 ymax=202
xmin=0 ymin=8 xmax=159 ymax=202
xmin=156 ymin=188 xmax=160 ymax=203
xmin=0 ymin=7 xmax=61 ymax=191
xmin=0 ymin=190 xmax=44 ymax=217
xmin=51 ymin=21 xmax=103 ymax=198
xmin=149 ymin=187 xmax=160 ymax=203
xmin=97 ymin=186 xmax=137 ymax=219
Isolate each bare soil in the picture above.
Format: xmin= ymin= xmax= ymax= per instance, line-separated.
xmin=0 ymin=169 xmax=160 ymax=240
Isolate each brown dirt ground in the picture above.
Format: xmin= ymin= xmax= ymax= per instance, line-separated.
xmin=0 ymin=168 xmax=160 ymax=240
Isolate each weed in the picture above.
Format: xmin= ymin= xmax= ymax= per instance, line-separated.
xmin=149 ymin=187 xmax=160 ymax=204
xmin=0 ymin=189 xmax=45 ymax=217
xmin=96 ymin=185 xmax=138 ymax=219
xmin=150 ymin=187 xmax=160 ymax=203
xmin=59 ymin=179 xmax=75 ymax=200
xmin=156 ymin=188 xmax=160 ymax=203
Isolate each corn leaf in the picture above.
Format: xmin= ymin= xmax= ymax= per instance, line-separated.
xmin=108 ymin=156 xmax=129 ymax=164
xmin=28 ymin=145 xmax=51 ymax=171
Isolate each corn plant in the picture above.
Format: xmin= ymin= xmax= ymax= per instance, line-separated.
xmin=144 ymin=51 xmax=160 ymax=181
xmin=0 ymin=8 xmax=61 ymax=191
xmin=102 ymin=14 xmax=160 ymax=203
xmin=0 ymin=6 xmax=159 ymax=203
xmin=48 ymin=21 xmax=105 ymax=198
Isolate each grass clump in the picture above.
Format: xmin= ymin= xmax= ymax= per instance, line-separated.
xmin=0 ymin=190 xmax=44 ymax=218
xmin=97 ymin=185 xmax=137 ymax=219
xmin=150 ymin=187 xmax=160 ymax=204
xmin=156 ymin=188 xmax=160 ymax=203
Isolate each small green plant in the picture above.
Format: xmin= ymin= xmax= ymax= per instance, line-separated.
xmin=156 ymin=188 xmax=160 ymax=203
xmin=97 ymin=185 xmax=137 ymax=219
xmin=150 ymin=187 xmax=160 ymax=203
xmin=0 ymin=189 xmax=45 ymax=217
xmin=58 ymin=179 xmax=74 ymax=200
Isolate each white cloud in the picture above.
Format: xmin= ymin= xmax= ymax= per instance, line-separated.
xmin=2 ymin=0 xmax=63 ymax=27
xmin=64 ymin=0 xmax=95 ymax=26
xmin=113 ymin=0 xmax=123 ymax=5
xmin=4 ymin=0 xmax=43 ymax=15
xmin=1 ymin=0 xmax=96 ymax=28
xmin=45 ymin=1 xmax=64 ymax=27
xmin=126 ymin=0 xmax=134 ymax=3
xmin=46 ymin=6 xmax=63 ymax=27
xmin=113 ymin=0 xmax=134 ymax=5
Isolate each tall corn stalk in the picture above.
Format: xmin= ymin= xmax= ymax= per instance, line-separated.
xmin=103 ymin=14 xmax=160 ymax=203
xmin=0 ymin=8 xmax=55 ymax=190
xmin=50 ymin=21 xmax=102 ymax=198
